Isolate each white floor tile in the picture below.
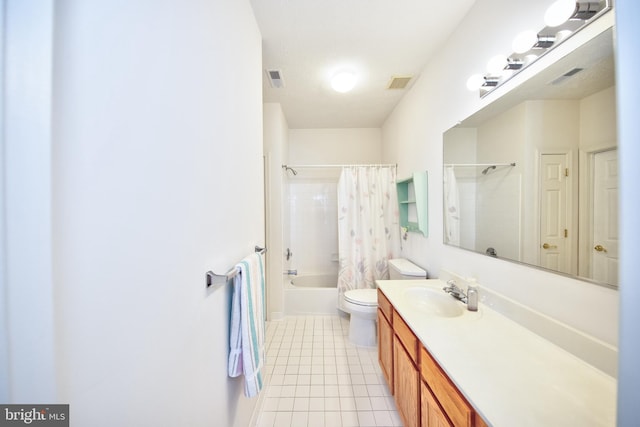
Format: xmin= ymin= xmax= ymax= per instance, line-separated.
xmin=324 ymin=411 xmax=342 ymax=427
xmin=373 ymin=410 xmax=393 ymax=426
xmin=341 ymin=411 xmax=359 ymax=427
xmin=357 ymin=411 xmax=377 ymax=427
xmin=273 ymin=412 xmax=292 ymax=427
xmin=254 ymin=315 xmax=403 ymax=427
xmin=355 ymin=396 xmax=372 ymax=411
xmin=277 ymin=397 xmax=294 ymax=411
xmin=293 ymin=397 xmax=309 ymax=412
xmin=290 ymin=412 xmax=308 ymax=426
xmin=308 ymin=397 xmax=325 ymax=411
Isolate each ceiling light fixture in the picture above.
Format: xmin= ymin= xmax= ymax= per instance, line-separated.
xmin=466 ymin=0 xmax=610 ymax=96
xmin=331 ymin=71 xmax=357 ymax=93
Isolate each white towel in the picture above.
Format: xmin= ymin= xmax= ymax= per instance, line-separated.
xmin=228 ymin=252 xmax=266 ymax=397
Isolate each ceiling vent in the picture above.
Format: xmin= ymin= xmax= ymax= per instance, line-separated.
xmin=266 ymin=69 xmax=285 ymax=88
xmin=550 ymin=67 xmax=584 ymax=85
xmin=387 ymin=76 xmax=413 ymax=90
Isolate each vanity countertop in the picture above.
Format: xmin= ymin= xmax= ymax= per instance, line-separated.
xmin=377 ymin=279 xmax=617 ymax=427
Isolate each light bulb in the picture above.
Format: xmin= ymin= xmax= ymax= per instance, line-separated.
xmin=466 ymin=74 xmax=485 ymax=91
xmin=544 ymin=0 xmax=576 ymax=27
xmin=512 ymin=30 xmax=538 ymax=54
xmin=331 ymin=71 xmax=357 ymax=93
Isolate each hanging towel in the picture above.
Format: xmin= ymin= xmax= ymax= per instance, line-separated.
xmin=228 ymin=252 xmax=266 ymax=398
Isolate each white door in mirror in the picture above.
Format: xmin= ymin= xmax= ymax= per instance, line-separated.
xmin=539 ymin=153 xmax=570 ymax=274
xmin=592 ymin=149 xmax=619 ymax=285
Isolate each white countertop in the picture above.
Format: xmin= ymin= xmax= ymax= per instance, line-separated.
xmin=377 ymin=279 xmax=617 ymax=427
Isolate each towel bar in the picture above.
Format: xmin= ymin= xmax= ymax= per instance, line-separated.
xmin=206 ymin=246 xmax=267 ymax=288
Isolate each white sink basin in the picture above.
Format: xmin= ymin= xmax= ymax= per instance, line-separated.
xmin=403 ymin=287 xmax=465 ymax=317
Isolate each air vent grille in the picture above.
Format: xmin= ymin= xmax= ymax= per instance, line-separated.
xmin=387 ymin=76 xmax=412 ymax=90
xmin=266 ymin=69 xmax=285 ymax=88
xmin=550 ymin=67 xmax=584 ymax=85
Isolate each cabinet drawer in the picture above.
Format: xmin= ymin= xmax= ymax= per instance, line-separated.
xmin=393 ymin=310 xmax=418 ymax=364
xmin=420 ymin=345 xmax=472 ymax=427
xmin=377 ymin=289 xmax=393 ymax=322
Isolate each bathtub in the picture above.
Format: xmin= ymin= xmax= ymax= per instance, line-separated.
xmin=284 ymin=274 xmax=339 ymax=315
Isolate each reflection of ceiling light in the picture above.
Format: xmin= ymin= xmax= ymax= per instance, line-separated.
xmin=523 ymin=54 xmax=538 ymax=66
xmin=512 ymin=30 xmax=538 ymax=54
xmin=555 ymin=29 xmax=573 ymax=43
xmin=544 ymin=0 xmax=577 ymax=27
xmin=331 ymin=71 xmax=357 ymax=93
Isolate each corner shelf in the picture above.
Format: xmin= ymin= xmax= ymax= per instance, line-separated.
xmin=397 ymin=171 xmax=428 ymax=236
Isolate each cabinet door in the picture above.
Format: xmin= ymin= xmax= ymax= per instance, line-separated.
xmin=421 ymin=381 xmax=452 ymax=427
xmin=378 ymin=309 xmax=393 ymax=392
xmin=394 ymin=339 xmax=420 ymax=427
xmin=420 ymin=346 xmax=472 ymax=427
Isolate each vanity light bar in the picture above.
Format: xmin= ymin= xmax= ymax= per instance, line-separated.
xmin=468 ymin=0 xmax=610 ymax=98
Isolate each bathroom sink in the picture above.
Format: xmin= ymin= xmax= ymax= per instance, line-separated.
xmin=403 ymin=287 xmax=465 ymax=317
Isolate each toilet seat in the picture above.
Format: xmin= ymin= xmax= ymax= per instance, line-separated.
xmin=344 ymin=289 xmax=377 ymax=307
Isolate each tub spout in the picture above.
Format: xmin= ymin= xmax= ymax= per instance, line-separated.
xmin=284 ymin=269 xmax=298 ymax=276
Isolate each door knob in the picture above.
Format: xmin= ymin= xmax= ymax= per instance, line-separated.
xmin=542 ymin=243 xmax=557 ymax=249
xmin=594 ymin=244 xmax=607 ymax=253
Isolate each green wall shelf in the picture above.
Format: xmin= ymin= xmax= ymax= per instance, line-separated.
xmin=397 ymin=171 xmax=428 ymax=236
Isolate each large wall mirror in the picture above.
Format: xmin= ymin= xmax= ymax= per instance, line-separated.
xmin=443 ymin=26 xmax=617 ymax=288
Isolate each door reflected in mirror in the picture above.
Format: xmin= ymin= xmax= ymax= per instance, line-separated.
xmin=443 ymin=27 xmax=618 ymax=288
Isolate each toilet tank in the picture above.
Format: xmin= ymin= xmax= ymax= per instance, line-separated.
xmin=388 ymin=259 xmax=427 ymax=280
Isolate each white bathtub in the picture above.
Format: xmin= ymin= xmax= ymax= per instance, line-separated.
xmin=284 ymin=274 xmax=339 ymax=315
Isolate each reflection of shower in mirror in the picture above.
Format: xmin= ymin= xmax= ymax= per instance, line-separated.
xmin=481 ymin=165 xmax=496 ymax=175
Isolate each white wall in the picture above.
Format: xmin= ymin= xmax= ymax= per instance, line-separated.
xmin=263 ymin=103 xmax=289 ymax=319
xmin=382 ymin=0 xmax=618 ymax=347
xmin=289 ymin=128 xmax=382 ymax=166
xmin=4 ymin=1 xmax=264 ymax=426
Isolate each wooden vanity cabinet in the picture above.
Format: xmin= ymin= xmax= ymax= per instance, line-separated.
xmin=393 ymin=311 xmax=420 ymax=427
xmin=377 ymin=288 xmax=489 ymax=427
xmin=377 ymin=290 xmax=394 ymax=392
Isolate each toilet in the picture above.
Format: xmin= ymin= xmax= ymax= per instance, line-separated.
xmin=341 ymin=258 xmax=427 ymax=347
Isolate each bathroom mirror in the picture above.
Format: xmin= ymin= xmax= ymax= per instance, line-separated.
xmin=443 ymin=27 xmax=617 ymax=288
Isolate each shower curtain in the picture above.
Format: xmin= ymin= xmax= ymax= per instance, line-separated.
xmin=337 ymin=166 xmax=400 ymax=296
xmin=443 ymin=166 xmax=460 ymax=245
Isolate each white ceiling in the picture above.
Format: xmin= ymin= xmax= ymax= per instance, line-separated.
xmin=250 ymin=0 xmax=477 ymax=129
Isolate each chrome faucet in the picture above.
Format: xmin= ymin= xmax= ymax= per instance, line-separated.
xmin=443 ymin=279 xmax=468 ymax=304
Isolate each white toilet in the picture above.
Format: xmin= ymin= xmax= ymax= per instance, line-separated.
xmin=341 ymin=258 xmax=427 ymax=347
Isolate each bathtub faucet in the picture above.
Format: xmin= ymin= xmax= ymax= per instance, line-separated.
xmin=284 ymin=269 xmax=298 ymax=276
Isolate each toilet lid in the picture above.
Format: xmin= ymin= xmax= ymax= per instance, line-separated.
xmin=344 ymin=289 xmax=377 ymax=306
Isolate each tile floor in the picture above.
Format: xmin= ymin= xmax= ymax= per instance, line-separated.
xmin=253 ymin=315 xmax=402 ymax=427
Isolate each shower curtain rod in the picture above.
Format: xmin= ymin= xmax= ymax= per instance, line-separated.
xmin=282 ymin=163 xmax=397 ymax=169
xmin=444 ymin=162 xmax=516 ymax=167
